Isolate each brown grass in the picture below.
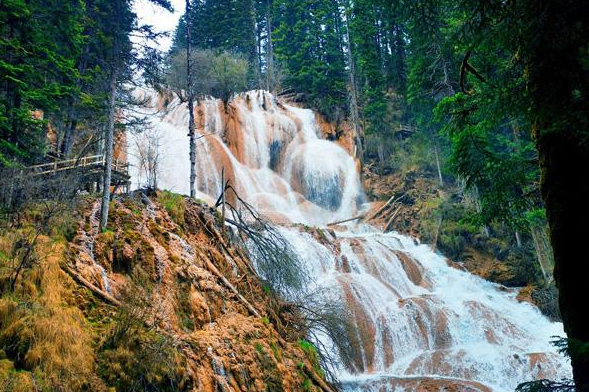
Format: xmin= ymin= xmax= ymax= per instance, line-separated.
xmin=0 ymin=236 xmax=95 ymax=391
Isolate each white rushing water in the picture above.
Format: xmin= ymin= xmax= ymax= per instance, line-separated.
xmin=129 ymin=88 xmax=571 ymax=392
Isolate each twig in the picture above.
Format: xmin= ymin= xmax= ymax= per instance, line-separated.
xmin=192 ymin=246 xmax=261 ymax=318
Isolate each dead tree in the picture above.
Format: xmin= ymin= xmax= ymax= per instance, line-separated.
xmin=215 ymin=184 xmax=307 ymax=298
xmin=186 ymin=0 xmax=197 ymax=199
xmin=132 ymin=126 xmax=162 ymax=190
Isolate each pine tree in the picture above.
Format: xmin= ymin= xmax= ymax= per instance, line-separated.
xmin=347 ymin=0 xmax=387 ymax=134
xmin=0 ymin=0 xmax=85 ymax=166
xmin=438 ymin=1 xmax=589 ymax=388
xmin=273 ymin=0 xmax=347 ymax=118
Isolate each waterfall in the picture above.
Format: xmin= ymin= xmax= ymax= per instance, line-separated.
xmin=129 ymin=88 xmax=571 ymax=392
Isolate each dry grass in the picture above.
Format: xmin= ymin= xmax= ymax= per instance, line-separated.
xmin=0 ymin=236 xmax=95 ymax=391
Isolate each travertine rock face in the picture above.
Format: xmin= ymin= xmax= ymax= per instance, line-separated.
xmin=71 ymin=194 xmax=324 ymax=392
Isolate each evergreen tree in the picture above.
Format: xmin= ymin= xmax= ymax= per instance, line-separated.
xmin=347 ymin=0 xmax=387 ymax=134
xmin=273 ymin=0 xmax=347 ymax=118
xmin=0 ymin=0 xmax=85 ymax=166
xmin=97 ymin=0 xmax=173 ymax=230
xmin=172 ymin=0 xmax=260 ymax=84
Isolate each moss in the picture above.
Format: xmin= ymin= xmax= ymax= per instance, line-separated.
xmin=0 ymin=369 xmax=36 ymax=392
xmin=269 ymin=341 xmax=282 ymax=362
xmin=0 ymin=358 xmax=14 ymax=380
xmin=97 ymin=279 xmax=188 ymax=392
xmin=157 ymin=191 xmax=186 ymax=229
xmin=148 ymin=220 xmax=169 ymax=248
xmin=302 ymin=378 xmax=315 ymax=392
xmin=1 ymin=195 xmax=328 ymax=392
xmin=176 ymin=284 xmax=196 ymax=331
xmin=49 ymin=212 xmax=78 ymax=242
xmin=262 ymin=284 xmax=272 ymax=294
xmin=0 ymin=240 xmax=95 ymax=392
xmin=254 ymin=342 xmax=283 ymax=392
xmin=316 ymin=228 xmax=326 ymax=241
xmin=298 ymin=340 xmax=324 ymax=379
xmin=254 ymin=342 xmax=265 ymax=354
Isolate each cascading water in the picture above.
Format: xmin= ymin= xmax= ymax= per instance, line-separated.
xmin=82 ymin=200 xmax=110 ymax=293
xmin=129 ymin=88 xmax=571 ymax=391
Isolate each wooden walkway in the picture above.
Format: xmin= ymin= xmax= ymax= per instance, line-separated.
xmin=25 ymin=154 xmax=130 ymax=190
xmin=27 ymin=155 xmax=126 ymax=176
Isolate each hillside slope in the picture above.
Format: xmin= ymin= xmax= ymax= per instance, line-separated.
xmin=0 ymin=191 xmax=331 ymax=392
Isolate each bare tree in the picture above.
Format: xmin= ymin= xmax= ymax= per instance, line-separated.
xmin=132 ymin=126 xmax=163 ymax=190
xmin=218 ymin=184 xmax=308 ymax=298
xmin=186 ymin=0 xmax=197 ymax=199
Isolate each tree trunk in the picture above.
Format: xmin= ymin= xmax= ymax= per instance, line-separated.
xmin=265 ymin=0 xmax=274 ymax=92
xmin=61 ymin=41 xmax=91 ymax=157
xmin=530 ymin=223 xmax=552 ymax=284
xmin=186 ymin=0 xmax=197 ymax=198
xmin=433 ymin=144 xmax=444 ymax=187
xmin=249 ymin=0 xmax=262 ymax=87
xmin=99 ymin=68 xmax=117 ymax=231
xmin=514 ymin=229 xmax=522 ymax=248
xmin=61 ymin=115 xmax=77 ymax=157
xmin=536 ymin=130 xmax=589 ymax=390
xmin=525 ymin=2 xmax=589 ymax=388
xmin=343 ymin=6 xmax=363 ymax=165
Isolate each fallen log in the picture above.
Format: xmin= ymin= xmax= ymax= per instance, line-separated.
xmin=326 ymin=214 xmax=365 ymax=226
xmin=62 ymin=264 xmax=121 ymax=306
xmin=198 ymin=213 xmax=258 ymax=277
xmin=203 ymin=257 xmax=261 ymax=318
xmin=363 ymin=192 xmax=407 ymax=223
xmin=191 ymin=238 xmax=262 ymax=319
xmin=384 ymin=206 xmax=402 ymax=232
xmin=302 ymin=363 xmax=337 ymax=392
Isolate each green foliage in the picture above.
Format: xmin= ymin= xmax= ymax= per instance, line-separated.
xmin=0 ymin=0 xmax=173 ymax=166
xmin=436 ymin=90 xmax=541 ymax=230
xmin=166 ymin=49 xmax=250 ymax=106
xmin=170 ymin=0 xmax=259 ymax=83
xmin=210 ymin=52 xmax=251 ymax=106
xmin=0 ymin=0 xmax=85 ymax=165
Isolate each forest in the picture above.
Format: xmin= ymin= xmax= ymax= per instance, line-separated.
xmin=1 ymin=0 xmax=588 ymax=391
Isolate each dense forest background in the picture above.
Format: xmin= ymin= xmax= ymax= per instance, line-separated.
xmin=0 ymin=0 xmax=553 ymax=264
xmin=1 ymin=0 xmax=588 ymax=390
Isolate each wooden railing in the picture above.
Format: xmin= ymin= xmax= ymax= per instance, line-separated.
xmin=27 ymin=154 xmax=128 ymax=176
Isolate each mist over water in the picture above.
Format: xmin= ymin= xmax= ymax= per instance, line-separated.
xmin=129 ymin=89 xmax=571 ymax=392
